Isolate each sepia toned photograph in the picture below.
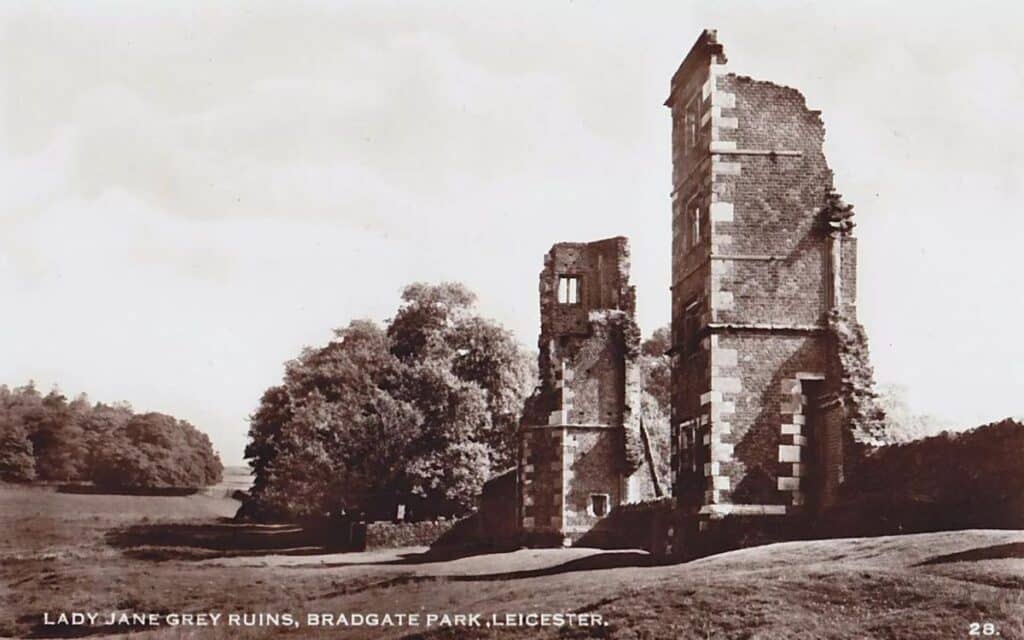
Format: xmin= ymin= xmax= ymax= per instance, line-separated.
xmin=2 ymin=2 xmax=1023 ymax=638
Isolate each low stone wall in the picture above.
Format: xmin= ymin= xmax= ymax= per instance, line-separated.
xmin=479 ymin=469 xmax=519 ymax=548
xmin=577 ymin=498 xmax=685 ymax=557
xmin=527 ymin=423 xmax=1024 ymax=558
xmin=692 ymin=513 xmax=808 ymax=558
xmin=365 ymin=519 xmax=463 ymax=550
xmin=819 ymin=418 xmax=1024 ymax=537
xmin=574 ymin=498 xmax=811 ymax=560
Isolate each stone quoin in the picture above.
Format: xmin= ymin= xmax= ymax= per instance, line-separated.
xmin=665 ymin=29 xmax=881 ymax=525
xmin=482 ymin=28 xmax=883 ymax=552
xmin=517 ymin=237 xmax=660 ymax=546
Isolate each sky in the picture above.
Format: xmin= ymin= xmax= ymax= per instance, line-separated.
xmin=2 ymin=1 xmax=1023 ymax=465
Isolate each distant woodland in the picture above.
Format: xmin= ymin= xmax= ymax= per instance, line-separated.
xmin=0 ymin=383 xmax=222 ymax=490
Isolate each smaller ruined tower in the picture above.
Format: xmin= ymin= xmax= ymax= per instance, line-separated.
xmin=518 ymin=237 xmax=657 ymax=545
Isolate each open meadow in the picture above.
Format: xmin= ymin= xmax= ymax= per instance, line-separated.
xmin=2 ymin=480 xmax=1023 ymax=640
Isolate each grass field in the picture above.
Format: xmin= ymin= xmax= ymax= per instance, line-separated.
xmin=198 ymin=466 xmax=255 ymax=499
xmin=1 ymin=482 xmax=1022 ymax=639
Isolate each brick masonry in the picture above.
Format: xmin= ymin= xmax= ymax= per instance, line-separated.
xmin=518 ymin=238 xmax=658 ymax=544
xmin=667 ymin=30 xmax=861 ymax=519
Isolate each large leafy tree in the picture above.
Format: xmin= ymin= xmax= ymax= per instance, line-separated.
xmin=250 ymin=321 xmax=421 ymax=518
xmin=389 ymin=283 xmax=534 ymax=470
xmin=244 ymin=385 xmax=292 ymax=500
xmin=246 ymin=282 xmax=534 ymax=521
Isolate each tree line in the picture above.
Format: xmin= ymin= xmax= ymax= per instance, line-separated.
xmin=0 ymin=383 xmax=223 ymax=490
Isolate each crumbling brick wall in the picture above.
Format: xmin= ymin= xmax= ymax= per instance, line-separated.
xmin=518 ymin=237 xmax=657 ymax=544
xmin=702 ymin=74 xmax=837 ymax=511
xmin=528 ymin=238 xmax=638 ymax=424
xmin=667 ymin=30 xmax=876 ymax=519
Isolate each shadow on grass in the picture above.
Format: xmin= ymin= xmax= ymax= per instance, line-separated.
xmin=57 ymin=484 xmax=199 ymax=497
xmin=448 ymin=551 xmax=654 ymax=581
xmin=107 ymin=517 xmax=660 ymax=575
xmin=106 ymin=521 xmax=335 ymax=560
xmin=384 ymin=544 xmax=520 ymax=565
xmin=916 ymin=542 xmax=1024 ymax=566
xmin=287 ymin=551 xmax=656 ymax=598
xmin=282 ymin=545 xmax=520 ymax=569
xmin=308 ymin=550 xmax=655 ymax=581
xmin=108 ymin=520 xmax=543 ymax=565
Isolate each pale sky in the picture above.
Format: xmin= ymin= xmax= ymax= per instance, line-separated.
xmin=3 ymin=1 xmax=1022 ymax=465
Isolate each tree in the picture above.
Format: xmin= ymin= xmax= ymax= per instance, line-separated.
xmin=78 ymin=402 xmax=133 ymax=479
xmin=30 ymin=390 xmax=90 ymax=481
xmin=0 ymin=382 xmax=221 ymax=490
xmin=0 ymin=413 xmax=36 ymax=482
xmin=640 ymin=326 xmax=671 ymax=414
xmin=388 ymin=284 xmax=532 ymax=509
xmin=393 ymin=358 xmax=492 ymax=516
xmin=91 ymin=412 xmax=223 ymax=490
xmin=389 ymin=283 xmax=533 ymax=469
xmin=448 ymin=317 xmax=536 ymax=469
xmin=249 ymin=321 xmax=421 ymax=518
xmin=245 ymin=283 xmax=536 ymax=521
xmin=387 ymin=282 xmax=477 ymax=362
xmin=255 ymin=384 xmax=423 ymax=519
xmin=244 ymin=385 xmax=292 ymax=500
xmin=638 ymin=327 xmax=673 ymax=491
xmin=875 ymin=384 xmax=953 ymax=443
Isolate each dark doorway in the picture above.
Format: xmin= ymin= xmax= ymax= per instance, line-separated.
xmin=801 ymin=379 xmax=825 ymax=513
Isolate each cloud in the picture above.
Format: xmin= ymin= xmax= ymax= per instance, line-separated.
xmin=2 ymin=1 xmax=1023 ymax=463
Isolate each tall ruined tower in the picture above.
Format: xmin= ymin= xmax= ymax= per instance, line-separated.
xmin=667 ymin=30 xmax=877 ymax=521
xmin=518 ymin=237 xmax=658 ymax=545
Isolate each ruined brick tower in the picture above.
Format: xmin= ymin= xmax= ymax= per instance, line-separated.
xmin=518 ymin=237 xmax=658 ymax=544
xmin=667 ymin=30 xmax=879 ymax=521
